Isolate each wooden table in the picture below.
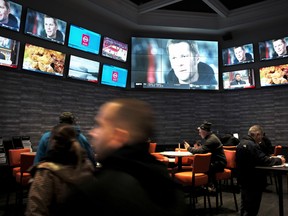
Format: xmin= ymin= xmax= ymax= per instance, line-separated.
xmin=160 ymin=151 xmax=193 ymax=171
xmin=255 ymin=164 xmax=288 ymax=216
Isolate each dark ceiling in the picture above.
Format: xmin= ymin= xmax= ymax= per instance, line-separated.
xmin=129 ymin=0 xmax=267 ymax=13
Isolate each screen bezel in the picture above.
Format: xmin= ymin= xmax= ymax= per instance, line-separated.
xmin=0 ymin=35 xmax=20 ymax=68
xmin=130 ymin=37 xmax=219 ymax=90
xmin=24 ymin=8 xmax=67 ymax=45
xmin=22 ymin=43 xmax=66 ymax=77
xmin=67 ymin=55 xmax=100 ymax=83
xmin=100 ymin=64 xmax=128 ymax=88
xmin=0 ymin=0 xmax=22 ymax=32
xmin=222 ymin=43 xmax=254 ymax=66
xmin=101 ymin=36 xmax=128 ymax=62
xmin=259 ymin=63 xmax=288 ymax=87
xmin=222 ymin=69 xmax=256 ymax=90
xmin=68 ymin=24 xmax=101 ymax=55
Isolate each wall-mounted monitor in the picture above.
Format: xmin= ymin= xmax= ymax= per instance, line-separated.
xmin=222 ymin=43 xmax=254 ymax=66
xmin=131 ymin=37 xmax=219 ymax=90
xmin=24 ymin=8 xmax=66 ymax=45
xmin=259 ymin=64 xmax=288 ymax=87
xmin=0 ymin=0 xmax=22 ymax=32
xmin=68 ymin=55 xmax=100 ymax=83
xmin=222 ymin=69 xmax=255 ymax=90
xmin=259 ymin=37 xmax=288 ymax=61
xmin=101 ymin=36 xmax=128 ymax=62
xmin=0 ymin=35 xmax=20 ymax=68
xmin=22 ymin=43 xmax=66 ymax=76
xmin=100 ymin=64 xmax=127 ymax=88
xmin=68 ymin=24 xmax=101 ymax=55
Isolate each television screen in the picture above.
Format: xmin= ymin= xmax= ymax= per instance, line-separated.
xmin=68 ymin=55 xmax=100 ymax=83
xmin=100 ymin=64 xmax=128 ymax=88
xmin=24 ymin=8 xmax=67 ymax=45
xmin=68 ymin=24 xmax=101 ymax=55
xmin=0 ymin=35 xmax=20 ymax=68
xmin=222 ymin=43 xmax=254 ymax=66
xmin=22 ymin=43 xmax=66 ymax=76
xmin=222 ymin=69 xmax=255 ymax=90
xmin=259 ymin=64 xmax=288 ymax=87
xmin=101 ymin=36 xmax=128 ymax=62
xmin=0 ymin=0 xmax=22 ymax=32
xmin=259 ymin=37 xmax=288 ymax=61
xmin=131 ymin=37 xmax=219 ymax=90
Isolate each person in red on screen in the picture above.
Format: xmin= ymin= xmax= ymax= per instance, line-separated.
xmin=272 ymin=38 xmax=288 ymax=58
xmin=233 ymin=46 xmax=253 ymax=64
xmin=40 ymin=15 xmax=64 ymax=43
xmin=0 ymin=0 xmax=19 ymax=29
xmin=184 ymin=121 xmax=227 ymax=190
xmin=166 ymin=39 xmax=217 ymax=86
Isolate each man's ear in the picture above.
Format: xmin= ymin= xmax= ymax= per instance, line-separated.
xmin=114 ymin=128 xmax=129 ymax=144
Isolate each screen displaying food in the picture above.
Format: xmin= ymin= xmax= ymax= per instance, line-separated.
xmin=22 ymin=43 xmax=65 ymax=76
xmin=259 ymin=64 xmax=288 ymax=87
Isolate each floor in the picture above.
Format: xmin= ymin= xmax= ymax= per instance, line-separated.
xmin=0 ymin=174 xmax=287 ymax=216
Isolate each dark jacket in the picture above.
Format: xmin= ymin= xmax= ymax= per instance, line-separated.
xmin=187 ymin=133 xmax=227 ymax=172
xmin=63 ymin=143 xmax=186 ymax=216
xmin=40 ymin=29 xmax=64 ymax=43
xmin=0 ymin=14 xmax=19 ymax=30
xmin=166 ymin=62 xmax=217 ymax=86
xmin=233 ymin=52 xmax=253 ymax=64
xmin=236 ymin=135 xmax=282 ymax=188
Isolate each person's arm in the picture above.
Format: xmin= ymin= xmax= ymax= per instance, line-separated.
xmin=33 ymin=132 xmax=50 ymax=165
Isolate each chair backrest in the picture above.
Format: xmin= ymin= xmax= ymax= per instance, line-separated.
xmin=174 ymin=148 xmax=193 ymax=165
xmin=223 ymin=145 xmax=237 ymax=150
xmin=224 ymin=149 xmax=236 ymax=169
xmin=20 ymin=152 xmax=36 ymax=173
xmin=149 ymin=142 xmax=157 ymax=153
xmin=192 ymin=153 xmax=212 ymax=173
xmin=8 ymin=148 xmax=30 ymax=167
xmin=273 ymin=145 xmax=282 ymax=156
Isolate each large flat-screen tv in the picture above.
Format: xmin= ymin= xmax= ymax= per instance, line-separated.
xmin=222 ymin=43 xmax=254 ymax=66
xmin=68 ymin=55 xmax=100 ymax=83
xmin=0 ymin=0 xmax=22 ymax=32
xmin=0 ymin=35 xmax=20 ymax=68
xmin=259 ymin=63 xmax=288 ymax=87
xmin=68 ymin=24 xmax=101 ymax=55
xmin=259 ymin=37 xmax=288 ymax=61
xmin=131 ymin=37 xmax=219 ymax=90
xmin=222 ymin=69 xmax=255 ymax=90
xmin=101 ymin=36 xmax=128 ymax=62
xmin=100 ymin=64 xmax=128 ymax=88
xmin=22 ymin=43 xmax=66 ymax=76
xmin=24 ymin=8 xmax=67 ymax=45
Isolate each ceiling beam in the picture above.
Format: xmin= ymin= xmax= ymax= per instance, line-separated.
xmin=138 ymin=0 xmax=183 ymax=14
xmin=202 ymin=0 xmax=229 ymax=17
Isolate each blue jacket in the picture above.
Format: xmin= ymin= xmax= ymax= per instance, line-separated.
xmin=34 ymin=126 xmax=96 ymax=166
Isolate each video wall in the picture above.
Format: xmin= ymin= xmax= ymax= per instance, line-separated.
xmin=1 ymin=0 xmax=288 ymax=91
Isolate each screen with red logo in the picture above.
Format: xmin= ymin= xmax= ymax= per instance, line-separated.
xmin=100 ymin=64 xmax=127 ymax=88
xmin=68 ymin=24 xmax=101 ymax=55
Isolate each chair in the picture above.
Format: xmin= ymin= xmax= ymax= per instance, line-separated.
xmin=14 ymin=152 xmax=36 ymax=207
xmin=151 ymin=152 xmax=169 ymax=166
xmin=174 ymin=153 xmax=212 ymax=211
xmin=214 ymin=149 xmax=238 ymax=211
xmin=6 ymin=148 xmax=31 ymax=209
xmin=149 ymin=142 xmax=157 ymax=153
xmin=223 ymin=145 xmax=237 ymax=150
xmin=174 ymin=148 xmax=194 ymax=172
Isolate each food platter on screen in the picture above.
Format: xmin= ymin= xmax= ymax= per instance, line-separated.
xmin=260 ymin=64 xmax=288 ymax=87
xmin=22 ymin=43 xmax=65 ymax=76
